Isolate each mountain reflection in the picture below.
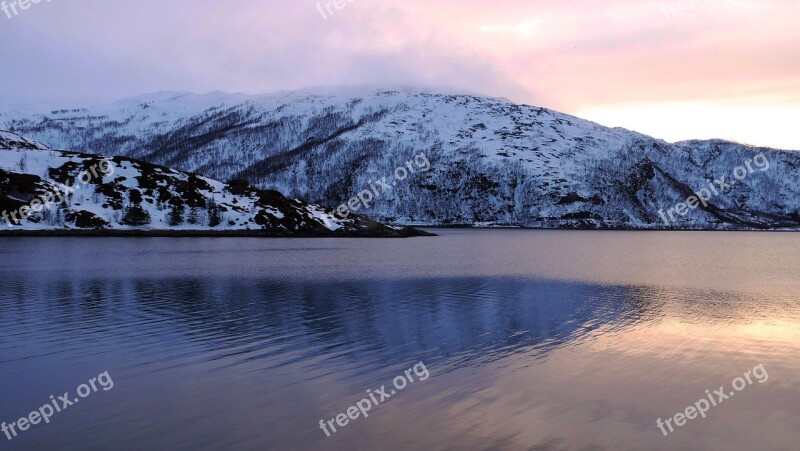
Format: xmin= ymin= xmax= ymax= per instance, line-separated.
xmin=1 ymin=276 xmax=651 ymax=373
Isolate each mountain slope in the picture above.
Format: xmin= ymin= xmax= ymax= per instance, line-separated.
xmin=3 ymin=87 xmax=799 ymax=230
xmin=0 ymin=131 xmax=425 ymax=237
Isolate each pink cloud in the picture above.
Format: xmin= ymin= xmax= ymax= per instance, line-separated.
xmin=0 ymin=0 xmax=797 ymax=146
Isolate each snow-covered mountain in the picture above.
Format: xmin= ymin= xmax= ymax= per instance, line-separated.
xmin=2 ymin=87 xmax=799 ymax=230
xmin=0 ymin=130 xmax=424 ymax=236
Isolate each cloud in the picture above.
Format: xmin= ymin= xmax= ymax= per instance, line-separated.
xmin=478 ymin=21 xmax=543 ymax=39
xmin=0 ymin=0 xmax=798 ymax=147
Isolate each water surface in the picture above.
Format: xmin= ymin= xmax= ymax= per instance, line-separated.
xmin=1 ymin=230 xmax=799 ymax=450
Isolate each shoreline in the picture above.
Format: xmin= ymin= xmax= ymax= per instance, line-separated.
xmin=397 ymin=224 xmax=800 ymax=232
xmin=1 ymin=226 xmax=798 ymax=237
xmin=0 ymin=227 xmax=436 ymax=238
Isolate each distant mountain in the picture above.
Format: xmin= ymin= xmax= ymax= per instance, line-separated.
xmin=2 ymin=87 xmax=799 ymax=230
xmin=0 ymin=131 xmax=425 ymax=237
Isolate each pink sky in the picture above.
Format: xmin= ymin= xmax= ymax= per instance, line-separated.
xmin=1 ymin=0 xmax=798 ymax=148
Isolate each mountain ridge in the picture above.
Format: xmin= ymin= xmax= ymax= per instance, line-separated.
xmin=0 ymin=130 xmax=428 ymax=237
xmin=2 ymin=87 xmax=798 ymax=230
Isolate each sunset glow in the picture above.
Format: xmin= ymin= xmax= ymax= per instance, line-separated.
xmin=0 ymin=0 xmax=798 ymax=148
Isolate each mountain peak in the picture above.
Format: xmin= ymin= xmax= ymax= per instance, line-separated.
xmin=2 ymin=90 xmax=799 ymax=230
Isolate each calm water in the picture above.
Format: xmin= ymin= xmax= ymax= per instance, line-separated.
xmin=1 ymin=230 xmax=799 ymax=450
